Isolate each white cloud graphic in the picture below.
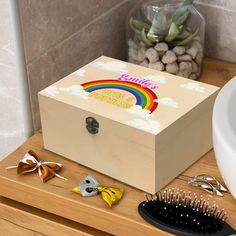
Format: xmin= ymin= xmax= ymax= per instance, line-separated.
xmin=126 ymin=118 xmax=161 ymax=134
xmin=93 ymin=61 xmax=128 ymax=73
xmin=143 ymin=75 xmax=166 ymax=84
xmin=41 ymin=86 xmax=59 ymax=96
xmin=155 ymin=97 xmax=178 ymax=108
xmin=180 ymin=82 xmax=205 ymax=93
xmin=126 ymin=105 xmax=153 ymax=119
xmin=59 ymin=85 xmax=89 ymax=99
xmin=72 ymin=69 xmax=85 ymax=77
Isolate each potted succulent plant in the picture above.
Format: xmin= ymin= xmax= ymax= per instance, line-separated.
xmin=126 ymin=0 xmax=205 ymax=79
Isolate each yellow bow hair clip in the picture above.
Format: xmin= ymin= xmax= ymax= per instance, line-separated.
xmin=6 ymin=150 xmax=67 ymax=182
xmin=72 ymin=175 xmax=124 ymax=207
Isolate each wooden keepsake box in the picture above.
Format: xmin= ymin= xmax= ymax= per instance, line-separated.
xmin=38 ymin=56 xmax=219 ymax=194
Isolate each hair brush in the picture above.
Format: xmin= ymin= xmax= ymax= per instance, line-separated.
xmin=138 ymin=189 xmax=236 ymax=236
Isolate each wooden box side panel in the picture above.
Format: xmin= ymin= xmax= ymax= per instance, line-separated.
xmin=155 ymin=92 xmax=218 ymax=191
xmin=39 ymin=94 xmax=156 ymax=193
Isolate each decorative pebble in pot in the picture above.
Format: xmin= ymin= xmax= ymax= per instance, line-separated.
xmin=126 ymin=0 xmax=205 ymax=80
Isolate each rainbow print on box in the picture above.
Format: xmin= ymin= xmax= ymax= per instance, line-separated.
xmin=81 ymin=79 xmax=158 ymax=113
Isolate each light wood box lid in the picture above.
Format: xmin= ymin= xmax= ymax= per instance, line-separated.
xmin=38 ymin=56 xmax=219 ymax=136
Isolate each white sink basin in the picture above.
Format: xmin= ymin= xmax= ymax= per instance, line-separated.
xmin=213 ymin=76 xmax=236 ymax=199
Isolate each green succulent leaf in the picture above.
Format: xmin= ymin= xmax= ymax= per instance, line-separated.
xmin=147 ymin=33 xmax=159 ymax=43
xmin=177 ymin=27 xmax=199 ymax=46
xmin=148 ymin=9 xmax=169 ymax=40
xmin=175 ymin=30 xmax=191 ymax=40
xmin=178 ymin=22 xmax=188 ymax=35
xmin=165 ymin=22 xmax=180 ymax=42
xmin=129 ymin=0 xmax=196 ymax=47
xmin=174 ymin=10 xmax=190 ymax=27
xmin=129 ymin=17 xmax=142 ymax=35
xmin=131 ymin=19 xmax=151 ymax=31
xmin=141 ymin=28 xmax=154 ymax=46
xmin=136 ymin=33 xmax=142 ymax=41
xmin=135 ymin=8 xmax=152 ymax=26
xmin=172 ymin=0 xmax=193 ymax=27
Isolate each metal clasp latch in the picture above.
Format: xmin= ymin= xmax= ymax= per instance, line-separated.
xmin=86 ymin=117 xmax=99 ymax=134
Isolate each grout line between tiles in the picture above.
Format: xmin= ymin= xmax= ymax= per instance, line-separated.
xmin=26 ymin=0 xmax=130 ymax=67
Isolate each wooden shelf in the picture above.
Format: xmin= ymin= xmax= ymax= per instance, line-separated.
xmin=0 ymin=58 xmax=236 ymax=236
xmin=0 ymin=196 xmax=110 ymax=236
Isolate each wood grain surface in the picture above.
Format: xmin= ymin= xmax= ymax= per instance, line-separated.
xmin=0 ymin=58 xmax=236 ymax=236
xmin=0 ymin=197 xmax=111 ymax=236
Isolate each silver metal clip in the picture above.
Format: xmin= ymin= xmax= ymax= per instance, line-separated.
xmin=196 ymin=174 xmax=227 ymax=192
xmin=188 ymin=174 xmax=227 ymax=197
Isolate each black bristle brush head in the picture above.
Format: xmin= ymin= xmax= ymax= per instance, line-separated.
xmin=138 ymin=189 xmax=236 ymax=236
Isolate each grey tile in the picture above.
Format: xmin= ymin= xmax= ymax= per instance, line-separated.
xmin=18 ymin=0 xmax=121 ymax=63
xmin=195 ymin=0 xmax=236 ymax=10
xmin=27 ymin=0 xmax=137 ymax=130
xmin=195 ymin=4 xmax=236 ymax=63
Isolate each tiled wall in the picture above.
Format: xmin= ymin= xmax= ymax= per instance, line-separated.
xmin=18 ymin=0 xmax=236 ymax=131
xmin=195 ymin=0 xmax=236 ymax=63
xmin=19 ymin=0 xmax=139 ymax=130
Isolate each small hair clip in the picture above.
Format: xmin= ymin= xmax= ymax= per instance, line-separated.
xmin=6 ymin=150 xmax=67 ymax=182
xmin=195 ymin=174 xmax=227 ymax=192
xmin=188 ymin=177 xmax=223 ymax=196
xmin=188 ymin=174 xmax=227 ymax=196
xmin=72 ymin=175 xmax=124 ymax=207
